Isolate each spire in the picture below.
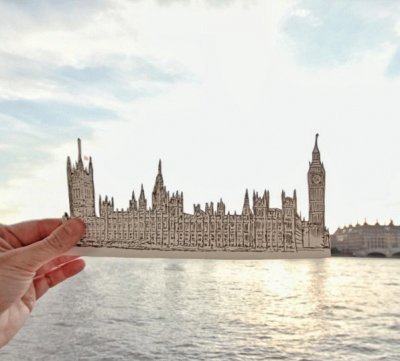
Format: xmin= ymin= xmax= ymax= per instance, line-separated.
xmin=89 ymin=156 xmax=93 ymax=173
xmin=152 ymin=159 xmax=166 ymax=210
xmin=293 ymin=189 xmax=297 ymax=209
xmin=313 ymin=133 xmax=319 ymax=151
xmin=77 ymin=138 xmax=83 ymax=164
xmin=217 ymin=198 xmax=225 ymax=215
xmin=262 ymin=190 xmax=270 ymax=208
xmin=130 ymin=190 xmax=137 ymax=211
xmin=244 ymin=189 xmax=249 ymax=206
xmin=242 ymin=189 xmax=252 ymax=215
xmin=312 ymin=133 xmax=320 ymax=162
xmin=139 ymin=184 xmax=147 ymax=210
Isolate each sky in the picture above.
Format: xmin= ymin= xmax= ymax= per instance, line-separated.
xmin=1 ymin=0 xmax=400 ymax=232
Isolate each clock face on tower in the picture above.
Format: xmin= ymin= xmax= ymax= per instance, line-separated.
xmin=312 ymin=174 xmax=321 ymax=185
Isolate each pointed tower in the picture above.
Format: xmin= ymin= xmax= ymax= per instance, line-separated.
xmin=152 ymin=159 xmax=167 ymax=211
xmin=307 ymin=133 xmax=326 ymax=246
xmin=242 ymin=189 xmax=252 ymax=215
xmin=129 ymin=190 xmax=138 ymax=211
xmin=67 ymin=138 xmax=96 ymax=217
xmin=308 ymin=134 xmax=325 ymax=226
xmin=77 ymin=138 xmax=83 ymax=168
xmin=263 ymin=190 xmax=270 ymax=208
xmin=253 ymin=190 xmax=269 ymax=217
xmin=139 ymin=184 xmax=147 ymax=211
xmin=216 ymin=198 xmax=226 ymax=215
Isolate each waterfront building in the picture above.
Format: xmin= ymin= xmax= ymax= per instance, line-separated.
xmin=66 ymin=135 xmax=329 ymax=253
xmin=331 ymin=221 xmax=400 ymax=257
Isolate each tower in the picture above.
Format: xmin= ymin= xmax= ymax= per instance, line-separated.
xmin=152 ymin=159 xmax=168 ymax=211
xmin=307 ymin=134 xmax=326 ymax=246
xmin=139 ymin=184 xmax=147 ymax=211
xmin=242 ymin=189 xmax=252 ymax=215
xmin=67 ymin=138 xmax=96 ymax=217
xmin=252 ymin=190 xmax=269 ymax=217
xmin=129 ymin=191 xmax=138 ymax=211
xmin=282 ymin=190 xmax=297 ymax=251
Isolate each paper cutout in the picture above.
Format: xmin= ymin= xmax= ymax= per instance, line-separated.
xmin=64 ymin=135 xmax=330 ymax=258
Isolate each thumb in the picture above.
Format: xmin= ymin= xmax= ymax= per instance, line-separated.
xmin=14 ymin=218 xmax=85 ymax=272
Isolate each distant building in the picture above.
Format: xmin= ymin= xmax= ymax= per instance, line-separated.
xmin=66 ymin=135 xmax=329 ymax=253
xmin=331 ymin=221 xmax=400 ymax=257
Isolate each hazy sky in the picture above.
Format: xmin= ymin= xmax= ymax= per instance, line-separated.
xmin=1 ymin=0 xmax=400 ymax=232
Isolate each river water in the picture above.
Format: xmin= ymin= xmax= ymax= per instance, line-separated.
xmin=2 ymin=257 xmax=400 ymax=360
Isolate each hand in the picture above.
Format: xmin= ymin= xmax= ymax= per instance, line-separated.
xmin=0 ymin=218 xmax=86 ymax=348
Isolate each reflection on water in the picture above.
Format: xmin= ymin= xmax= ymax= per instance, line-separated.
xmin=2 ymin=258 xmax=400 ymax=360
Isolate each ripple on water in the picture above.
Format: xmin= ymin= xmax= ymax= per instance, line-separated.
xmin=2 ymin=258 xmax=400 ymax=361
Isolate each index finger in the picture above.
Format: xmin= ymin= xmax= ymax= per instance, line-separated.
xmin=1 ymin=219 xmax=63 ymax=247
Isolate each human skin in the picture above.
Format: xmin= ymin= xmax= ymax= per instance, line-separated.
xmin=0 ymin=218 xmax=86 ymax=348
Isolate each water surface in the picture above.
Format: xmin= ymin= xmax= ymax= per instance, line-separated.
xmin=2 ymin=257 xmax=400 ymax=360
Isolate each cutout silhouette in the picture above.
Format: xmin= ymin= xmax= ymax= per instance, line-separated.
xmin=64 ymin=135 xmax=330 ymax=258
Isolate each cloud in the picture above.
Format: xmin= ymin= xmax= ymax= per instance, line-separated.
xmin=0 ymin=0 xmax=253 ymax=34
xmin=0 ymin=0 xmax=114 ymax=31
xmin=0 ymin=51 xmax=189 ymax=100
xmin=283 ymin=0 xmax=400 ymax=75
xmin=386 ymin=48 xmax=400 ymax=76
xmin=0 ymin=99 xmax=114 ymax=126
xmin=0 ymin=100 xmax=113 ymax=186
xmin=1 ymin=0 xmax=400 ymax=230
xmin=0 ymin=55 xmax=188 ymax=185
xmin=0 ymin=52 xmax=190 ymax=188
xmin=157 ymin=0 xmax=253 ymax=7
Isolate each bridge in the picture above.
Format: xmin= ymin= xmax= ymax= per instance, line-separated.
xmin=353 ymin=247 xmax=400 ymax=257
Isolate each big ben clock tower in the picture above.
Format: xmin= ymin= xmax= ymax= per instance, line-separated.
xmin=307 ymin=134 xmax=326 ymax=246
